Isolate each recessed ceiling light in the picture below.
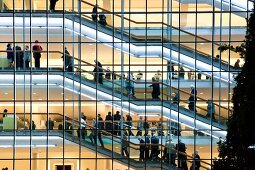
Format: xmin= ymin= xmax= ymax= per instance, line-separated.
xmin=66 ymin=99 xmax=69 ymax=100
xmin=39 ymin=98 xmax=42 ymax=100
xmin=33 ymin=92 xmax=36 ymax=95
xmin=89 ymin=44 xmax=93 ymax=46
xmin=4 ymin=92 xmax=8 ymax=95
xmin=199 ymin=92 xmax=203 ymax=95
xmin=223 ymin=99 xmax=227 ymax=100
xmin=61 ymin=92 xmax=64 ymax=95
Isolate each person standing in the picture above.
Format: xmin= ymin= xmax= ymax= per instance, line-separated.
xmin=32 ymin=40 xmax=42 ymax=68
xmin=188 ymin=85 xmax=197 ymax=112
xmin=126 ymin=72 xmax=135 ymax=97
xmin=121 ymin=131 xmax=130 ymax=157
xmin=206 ymin=99 xmax=216 ymax=120
xmin=138 ymin=136 xmax=145 ymax=161
xmin=105 ymin=111 xmax=113 ymax=134
xmin=94 ymin=114 xmax=104 ymax=147
xmin=93 ymin=60 xmax=103 ymax=84
xmin=176 ymin=139 xmax=188 ymax=170
xmin=150 ymin=133 xmax=160 ymax=160
xmin=46 ymin=117 xmax=54 ymax=130
xmin=49 ymin=0 xmax=58 ymax=12
xmin=166 ymin=138 xmax=176 ymax=166
xmin=234 ymin=59 xmax=240 ymax=69
xmin=136 ymin=116 xmax=143 ymax=136
xmin=113 ymin=111 xmax=121 ymax=136
xmin=91 ymin=4 xmax=98 ymax=21
xmin=15 ymin=45 xmax=23 ymax=68
xmin=149 ymin=77 xmax=160 ymax=100
xmin=125 ymin=114 xmax=134 ymax=136
xmin=6 ymin=43 xmax=13 ymax=67
xmin=24 ymin=45 xmax=31 ymax=68
xmin=105 ymin=67 xmax=111 ymax=80
xmin=63 ymin=47 xmax=73 ymax=72
xmin=79 ymin=114 xmax=87 ymax=140
xmin=179 ymin=66 xmax=185 ymax=79
xmin=190 ymin=151 xmax=201 ymax=170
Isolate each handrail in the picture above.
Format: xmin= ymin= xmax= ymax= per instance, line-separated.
xmin=0 ymin=49 xmax=232 ymax=117
xmin=63 ymin=114 xmax=211 ymax=170
xmin=5 ymin=112 xmax=210 ymax=169
xmin=72 ymin=56 xmax=232 ymax=113
xmin=80 ymin=0 xmax=234 ymax=67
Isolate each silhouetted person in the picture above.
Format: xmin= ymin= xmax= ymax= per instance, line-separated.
xmin=126 ymin=72 xmax=135 ymax=97
xmin=144 ymin=134 xmax=150 ymax=160
xmin=149 ymin=77 xmax=160 ymax=100
xmin=138 ymin=136 xmax=145 ymax=161
xmin=105 ymin=67 xmax=111 ymax=80
xmin=105 ymin=111 xmax=113 ymax=133
xmin=136 ymin=116 xmax=143 ymax=136
xmin=6 ymin=43 xmax=13 ymax=67
xmin=30 ymin=120 xmax=36 ymax=130
xmin=49 ymin=0 xmax=58 ymax=12
xmin=78 ymin=114 xmax=87 ymax=140
xmin=32 ymin=40 xmax=42 ymax=68
xmin=125 ymin=114 xmax=134 ymax=136
xmin=24 ymin=45 xmax=31 ymax=68
xmin=46 ymin=118 xmax=54 ymax=130
xmin=179 ymin=66 xmax=185 ymax=79
xmin=234 ymin=59 xmax=240 ymax=69
xmin=121 ymin=131 xmax=130 ymax=157
xmin=93 ymin=60 xmax=103 ymax=84
xmin=92 ymin=4 xmax=98 ymax=21
xmin=113 ymin=111 xmax=121 ymax=135
xmin=63 ymin=47 xmax=73 ymax=72
xmin=94 ymin=114 xmax=104 ymax=147
xmin=206 ymin=99 xmax=216 ymax=120
xmin=150 ymin=133 xmax=160 ymax=161
xmin=188 ymin=85 xmax=197 ymax=112
xmin=99 ymin=13 xmax=107 ymax=26
xmin=15 ymin=45 xmax=23 ymax=68
xmin=176 ymin=139 xmax=188 ymax=170
xmin=190 ymin=151 xmax=201 ymax=170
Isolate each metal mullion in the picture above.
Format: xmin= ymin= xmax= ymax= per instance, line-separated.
xmin=46 ymin=0 xmax=50 ymax=168
xmin=78 ymin=0 xmax=82 ymax=169
xmin=210 ymin=0 xmax=216 ymax=166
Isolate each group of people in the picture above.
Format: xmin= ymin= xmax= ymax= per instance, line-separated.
xmin=6 ymin=41 xmax=42 ymax=69
xmin=6 ymin=42 xmax=74 ymax=71
xmin=1 ymin=168 xmax=8 ymax=170
xmin=187 ymin=85 xmax=216 ymax=120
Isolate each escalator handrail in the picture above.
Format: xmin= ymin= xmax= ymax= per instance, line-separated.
xmin=0 ymin=49 xmax=232 ymax=119
xmin=63 ymin=115 xmax=211 ymax=169
xmin=71 ymin=56 xmax=232 ymax=114
xmin=80 ymin=0 xmax=237 ymax=68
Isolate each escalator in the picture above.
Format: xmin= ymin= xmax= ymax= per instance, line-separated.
xmin=0 ymin=113 xmax=212 ymax=170
xmin=19 ymin=54 xmax=227 ymax=139
xmin=0 ymin=3 xmax=239 ymax=83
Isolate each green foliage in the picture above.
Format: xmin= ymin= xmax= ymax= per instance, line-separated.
xmin=217 ymin=43 xmax=246 ymax=58
xmin=212 ymin=3 xmax=255 ymax=170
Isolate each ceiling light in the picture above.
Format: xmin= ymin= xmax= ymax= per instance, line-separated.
xmin=33 ymin=92 xmax=36 ymax=95
xmin=199 ymin=92 xmax=203 ymax=95
xmin=4 ymin=92 xmax=8 ymax=95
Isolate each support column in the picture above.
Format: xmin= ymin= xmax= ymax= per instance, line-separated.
xmin=180 ymin=4 xmax=189 ymax=27
xmin=32 ymin=152 xmax=39 ymax=170
xmin=25 ymin=0 xmax=34 ymax=10
xmin=105 ymin=159 xmax=111 ymax=170
xmin=0 ymin=0 xmax=3 ymax=11
xmin=103 ymin=0 xmax=112 ymax=25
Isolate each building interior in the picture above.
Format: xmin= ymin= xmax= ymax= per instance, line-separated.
xmin=0 ymin=0 xmax=250 ymax=169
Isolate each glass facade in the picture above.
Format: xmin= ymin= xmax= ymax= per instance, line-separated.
xmin=0 ymin=0 xmax=250 ymax=169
